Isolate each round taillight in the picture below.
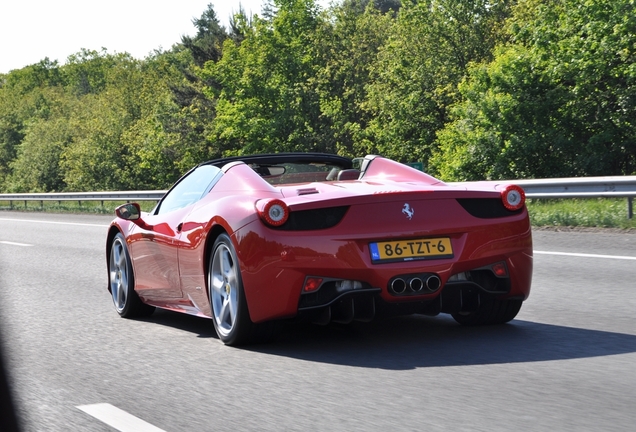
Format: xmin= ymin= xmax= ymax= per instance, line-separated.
xmin=258 ymin=199 xmax=289 ymax=227
xmin=501 ymin=184 xmax=526 ymax=211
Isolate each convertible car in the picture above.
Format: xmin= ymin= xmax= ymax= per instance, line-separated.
xmin=107 ymin=153 xmax=532 ymax=345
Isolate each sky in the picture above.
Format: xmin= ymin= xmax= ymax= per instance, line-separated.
xmin=0 ymin=0 xmax=331 ymax=74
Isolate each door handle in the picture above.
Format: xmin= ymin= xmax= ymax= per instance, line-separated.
xmin=176 ymin=222 xmax=183 ymax=233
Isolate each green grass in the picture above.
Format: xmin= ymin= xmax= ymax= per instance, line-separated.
xmin=526 ymin=198 xmax=636 ymax=229
xmin=0 ymin=200 xmax=157 ymax=215
xmin=2 ymin=197 xmax=635 ymax=229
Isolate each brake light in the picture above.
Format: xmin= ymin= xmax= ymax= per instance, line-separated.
xmin=257 ymin=199 xmax=289 ymax=227
xmin=501 ymin=184 xmax=525 ymax=211
xmin=303 ymin=277 xmax=323 ymax=292
xmin=491 ymin=262 xmax=508 ymax=277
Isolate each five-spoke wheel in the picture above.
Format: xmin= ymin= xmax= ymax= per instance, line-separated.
xmin=209 ymin=234 xmax=252 ymax=345
xmin=109 ymin=233 xmax=154 ymax=318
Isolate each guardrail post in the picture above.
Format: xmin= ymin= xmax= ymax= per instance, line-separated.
xmin=629 ymin=197 xmax=633 ymax=219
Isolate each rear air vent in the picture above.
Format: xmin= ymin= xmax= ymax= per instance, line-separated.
xmin=273 ymin=206 xmax=349 ymax=231
xmin=456 ymin=198 xmax=522 ymax=219
xmin=297 ymin=188 xmax=319 ymax=196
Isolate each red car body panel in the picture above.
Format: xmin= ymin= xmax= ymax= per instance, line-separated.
xmin=233 ymin=202 xmax=532 ymax=322
xmin=107 ymin=154 xmax=532 ymax=327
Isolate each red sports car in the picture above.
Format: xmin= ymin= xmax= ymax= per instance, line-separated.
xmin=107 ymin=153 xmax=532 ymax=345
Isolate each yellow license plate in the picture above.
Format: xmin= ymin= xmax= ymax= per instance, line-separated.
xmin=369 ymin=238 xmax=453 ymax=263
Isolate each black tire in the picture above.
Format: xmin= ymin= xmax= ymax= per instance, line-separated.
xmin=208 ymin=234 xmax=254 ymax=345
xmin=109 ymin=233 xmax=155 ymax=318
xmin=452 ymin=298 xmax=522 ymax=326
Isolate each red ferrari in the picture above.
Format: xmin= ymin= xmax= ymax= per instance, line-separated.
xmin=107 ymin=153 xmax=532 ymax=345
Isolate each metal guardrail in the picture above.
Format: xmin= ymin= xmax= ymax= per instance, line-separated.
xmin=0 ymin=190 xmax=167 ymax=202
xmin=1 ymin=176 xmax=635 ymax=218
xmin=515 ymin=176 xmax=636 ymax=218
xmin=514 ymin=176 xmax=636 ymax=197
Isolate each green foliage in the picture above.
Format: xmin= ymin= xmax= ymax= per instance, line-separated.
xmin=432 ymin=0 xmax=636 ymax=180
xmin=345 ymin=0 xmax=401 ymax=14
xmin=8 ymin=93 xmax=72 ymax=192
xmin=1 ymin=58 xmax=64 ymax=92
xmin=527 ymin=198 xmax=636 ymax=230
xmin=121 ymin=53 xmax=202 ymax=189
xmin=63 ymin=49 xmax=126 ymax=96
xmin=0 ymin=200 xmax=157 ymax=214
xmin=432 ymin=45 xmax=573 ymax=180
xmin=1 ymin=49 xmax=188 ymax=192
xmin=181 ymin=4 xmax=228 ymax=66
xmin=313 ymin=1 xmax=395 ymax=158
xmin=365 ymin=0 xmax=514 ymax=165
xmin=1 ymin=0 xmax=635 ymax=194
xmin=207 ymin=0 xmax=327 ymax=155
xmin=0 ymin=64 xmax=68 ymax=186
xmin=169 ymin=6 xmax=230 ymax=168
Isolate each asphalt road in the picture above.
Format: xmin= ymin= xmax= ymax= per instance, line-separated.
xmin=1 ymin=211 xmax=635 ymax=431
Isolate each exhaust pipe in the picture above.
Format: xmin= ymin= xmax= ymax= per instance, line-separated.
xmin=426 ymin=275 xmax=441 ymax=291
xmin=391 ymin=278 xmax=406 ymax=294
xmin=409 ymin=277 xmax=424 ymax=292
xmin=390 ymin=274 xmax=441 ymax=295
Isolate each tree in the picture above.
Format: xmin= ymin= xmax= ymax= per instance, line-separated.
xmin=60 ymin=53 xmax=183 ymax=191
xmin=0 ymin=60 xmax=66 ymax=189
xmin=7 ymin=87 xmax=73 ymax=192
xmin=62 ymin=49 xmax=119 ymax=96
xmin=313 ymin=1 xmax=395 ymax=157
xmin=342 ymin=0 xmax=401 ymax=14
xmin=166 ymin=4 xmax=230 ymax=169
xmin=181 ymin=3 xmax=228 ymax=66
xmin=122 ymin=50 xmax=204 ymax=188
xmin=206 ymin=0 xmax=327 ymax=155
xmin=364 ymin=0 xmax=515 ymax=165
xmin=432 ymin=0 xmax=636 ymax=180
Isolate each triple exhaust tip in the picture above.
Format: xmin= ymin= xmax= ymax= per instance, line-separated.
xmin=391 ymin=275 xmax=441 ymax=294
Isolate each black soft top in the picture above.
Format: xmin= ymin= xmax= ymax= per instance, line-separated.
xmin=203 ymin=152 xmax=353 ymax=170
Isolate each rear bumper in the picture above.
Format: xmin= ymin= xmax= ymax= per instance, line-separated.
xmin=234 ymin=216 xmax=532 ymax=323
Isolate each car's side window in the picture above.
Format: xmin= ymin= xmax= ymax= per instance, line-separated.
xmin=155 ymin=165 xmax=222 ymax=215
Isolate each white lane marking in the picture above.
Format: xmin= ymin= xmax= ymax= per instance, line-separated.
xmin=0 ymin=240 xmax=33 ymax=246
xmin=0 ymin=217 xmax=108 ymax=228
xmin=77 ymin=403 xmax=166 ymax=432
xmin=535 ymin=250 xmax=636 ymax=261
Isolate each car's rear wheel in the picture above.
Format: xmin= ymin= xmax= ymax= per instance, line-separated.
xmin=109 ymin=233 xmax=155 ymax=318
xmin=451 ymin=298 xmax=522 ymax=326
xmin=209 ymin=234 xmax=254 ymax=345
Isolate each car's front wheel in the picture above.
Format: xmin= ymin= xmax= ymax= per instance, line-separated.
xmin=451 ymin=297 xmax=522 ymax=326
xmin=209 ymin=234 xmax=254 ymax=345
xmin=109 ymin=233 xmax=155 ymax=318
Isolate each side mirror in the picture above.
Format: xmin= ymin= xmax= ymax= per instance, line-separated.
xmin=115 ymin=203 xmax=141 ymax=220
